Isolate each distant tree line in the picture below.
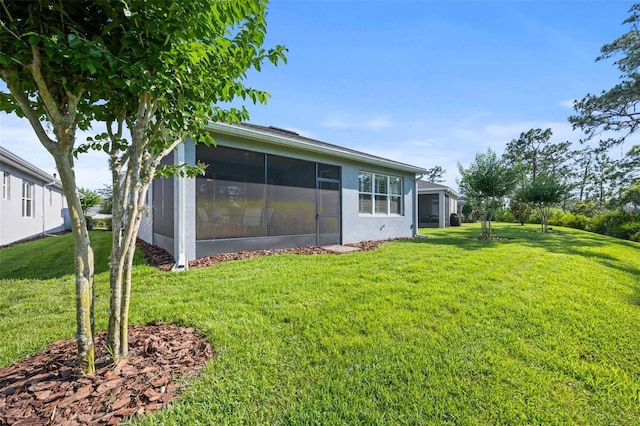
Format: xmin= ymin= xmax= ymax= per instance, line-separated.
xmin=456 ymin=4 xmax=640 ymax=242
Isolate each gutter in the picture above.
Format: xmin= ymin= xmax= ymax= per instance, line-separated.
xmin=206 ymin=122 xmax=428 ymax=175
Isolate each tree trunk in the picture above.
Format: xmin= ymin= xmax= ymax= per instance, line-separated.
xmin=53 ymin=149 xmax=96 ymax=374
xmin=3 ymin=51 xmax=96 ymax=374
xmin=106 ymin=160 xmax=125 ymax=361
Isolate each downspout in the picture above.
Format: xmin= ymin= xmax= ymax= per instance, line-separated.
xmin=414 ymin=174 xmax=424 ymax=237
xmin=42 ymin=181 xmax=56 ymax=236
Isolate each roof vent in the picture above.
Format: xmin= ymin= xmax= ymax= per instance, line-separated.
xmin=268 ymin=126 xmax=299 ymax=136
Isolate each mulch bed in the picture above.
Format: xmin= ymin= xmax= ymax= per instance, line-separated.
xmin=0 ymin=323 xmax=213 ymax=425
xmin=136 ymin=237 xmax=395 ymax=271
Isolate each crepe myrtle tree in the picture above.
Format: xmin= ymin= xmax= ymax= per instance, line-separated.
xmin=0 ymin=0 xmax=123 ymax=374
xmin=73 ymin=0 xmax=287 ymax=364
xmin=457 ymin=148 xmax=516 ymax=239
xmin=517 ymin=174 xmax=569 ymax=233
xmin=0 ymin=0 xmax=286 ymax=371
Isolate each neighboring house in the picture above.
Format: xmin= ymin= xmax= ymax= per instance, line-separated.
xmin=0 ymin=146 xmax=69 ymax=245
xmin=417 ymin=180 xmax=461 ymax=228
xmin=139 ymin=122 xmax=427 ymax=266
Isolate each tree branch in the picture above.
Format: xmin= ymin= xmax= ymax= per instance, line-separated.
xmin=1 ymin=69 xmax=57 ymax=153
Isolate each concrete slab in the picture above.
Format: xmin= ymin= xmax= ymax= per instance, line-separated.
xmin=321 ymin=245 xmax=361 ymax=254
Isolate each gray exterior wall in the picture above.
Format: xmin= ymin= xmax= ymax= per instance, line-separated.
xmin=0 ymin=149 xmax=68 ymax=246
xmin=141 ymin=125 xmax=423 ymax=262
xmin=341 ymin=163 xmax=416 ymax=244
xmin=199 ymin=133 xmax=417 ymax=246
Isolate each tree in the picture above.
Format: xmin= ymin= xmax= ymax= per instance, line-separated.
xmin=509 ymin=199 xmax=533 ymax=226
xmin=457 ymin=148 xmax=516 ymax=239
xmin=620 ymin=183 xmax=640 ymax=211
xmin=461 ymin=201 xmax=473 ymax=221
xmin=569 ymin=4 xmax=640 ymax=149
xmin=97 ymin=185 xmax=112 ymax=215
xmin=77 ymin=1 xmax=286 ymax=363
xmin=503 ymin=128 xmax=572 ymax=181
xmin=78 ymin=188 xmax=102 ymax=214
xmin=517 ymin=174 xmax=569 ymax=233
xmin=0 ymin=0 xmax=121 ymax=373
xmin=425 ymin=165 xmax=446 ymax=183
xmin=1 ymin=0 xmax=286 ymax=371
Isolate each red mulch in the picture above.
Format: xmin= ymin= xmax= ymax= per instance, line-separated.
xmin=136 ymin=237 xmax=397 ymax=271
xmin=0 ymin=323 xmax=213 ymax=425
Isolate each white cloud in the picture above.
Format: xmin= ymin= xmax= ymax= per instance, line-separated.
xmin=407 ymin=138 xmax=440 ymax=148
xmin=363 ymin=117 xmax=392 ymax=129
xmin=1 ymin=112 xmax=112 ymax=190
xmin=321 ymin=115 xmax=392 ymax=130
xmin=559 ymin=99 xmax=576 ymax=109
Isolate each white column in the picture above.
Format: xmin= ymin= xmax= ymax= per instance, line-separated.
xmin=438 ymin=192 xmax=445 ymax=228
xmin=173 ymin=143 xmax=187 ymax=271
xmin=172 ymin=139 xmax=197 ymax=271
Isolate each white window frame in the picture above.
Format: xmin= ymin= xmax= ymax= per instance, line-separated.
xmin=358 ymin=171 xmax=403 ymax=216
xmin=22 ymin=179 xmax=34 ymax=217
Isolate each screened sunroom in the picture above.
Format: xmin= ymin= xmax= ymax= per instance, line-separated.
xmin=139 ymin=122 xmax=426 ymax=265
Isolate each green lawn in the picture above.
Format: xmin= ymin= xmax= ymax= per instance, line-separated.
xmin=1 ymin=224 xmax=639 ymax=425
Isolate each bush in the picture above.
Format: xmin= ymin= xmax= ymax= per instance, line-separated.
xmin=587 ymin=211 xmax=640 ymax=241
xmin=547 ymin=208 xmax=565 ymax=227
xmin=619 ymin=221 xmax=640 ymax=242
xmin=494 ymin=209 xmax=516 ymax=223
xmin=555 ymin=212 xmax=590 ymax=230
xmin=92 ymin=216 xmax=113 ymax=231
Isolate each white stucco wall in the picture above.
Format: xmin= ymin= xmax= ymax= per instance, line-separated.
xmin=0 ymin=163 xmax=67 ymax=246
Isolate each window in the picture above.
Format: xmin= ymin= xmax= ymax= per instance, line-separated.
xmin=2 ymin=172 xmax=8 ymax=200
xmin=22 ymin=180 xmax=34 ymax=217
xmin=359 ymin=172 xmax=403 ymax=215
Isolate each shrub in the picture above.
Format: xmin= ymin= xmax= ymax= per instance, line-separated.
xmin=558 ymin=212 xmax=590 ymax=230
xmin=547 ymin=208 xmax=565 ymax=227
xmin=494 ymin=209 xmax=516 ymax=223
xmin=92 ymin=216 xmax=113 ymax=231
xmin=587 ymin=211 xmax=640 ymax=241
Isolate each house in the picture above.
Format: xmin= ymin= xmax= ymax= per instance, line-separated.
xmin=417 ymin=180 xmax=461 ymax=228
xmin=138 ymin=122 xmax=427 ymax=266
xmin=0 ymin=146 xmax=69 ymax=246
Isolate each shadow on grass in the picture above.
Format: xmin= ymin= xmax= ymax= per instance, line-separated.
xmin=0 ymin=230 xmax=147 ymax=280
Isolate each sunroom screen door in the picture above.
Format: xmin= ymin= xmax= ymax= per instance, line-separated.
xmin=316 ymin=180 xmax=340 ymax=246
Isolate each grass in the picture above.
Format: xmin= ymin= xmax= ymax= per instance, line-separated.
xmin=1 ymin=224 xmax=639 ymax=424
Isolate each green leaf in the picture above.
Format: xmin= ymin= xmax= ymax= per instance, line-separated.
xmin=0 ymin=53 xmax=11 ymax=66
xmin=27 ymin=35 xmax=40 ymax=47
xmin=86 ymin=62 xmax=97 ymax=75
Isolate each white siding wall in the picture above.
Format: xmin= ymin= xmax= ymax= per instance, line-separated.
xmin=0 ymin=166 xmax=67 ymax=245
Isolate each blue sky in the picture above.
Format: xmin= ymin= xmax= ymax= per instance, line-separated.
xmin=0 ymin=0 xmax=636 ymax=190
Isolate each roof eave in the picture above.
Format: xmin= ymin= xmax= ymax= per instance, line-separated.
xmin=418 ymin=188 xmax=461 ymax=198
xmin=0 ymin=147 xmax=63 ymax=189
xmin=204 ymin=122 xmax=427 ymax=175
